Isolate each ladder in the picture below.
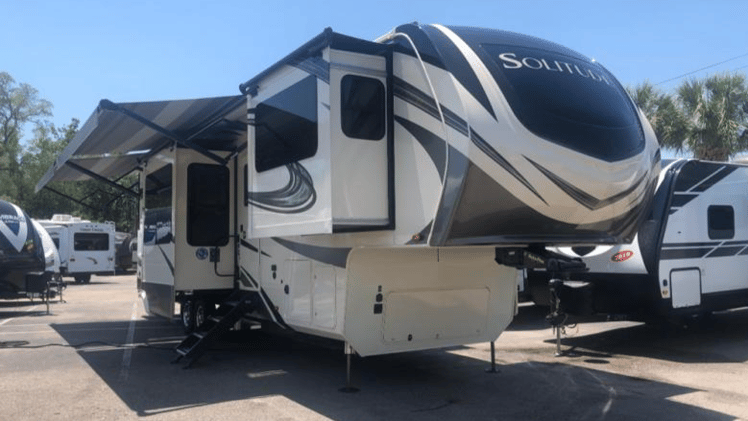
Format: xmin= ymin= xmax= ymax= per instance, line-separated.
xmin=173 ymin=292 xmax=254 ymax=368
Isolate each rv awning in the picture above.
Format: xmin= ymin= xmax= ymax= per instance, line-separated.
xmin=36 ymin=95 xmax=247 ymax=192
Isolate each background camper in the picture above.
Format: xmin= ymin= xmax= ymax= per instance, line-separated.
xmin=0 ymin=199 xmax=48 ymax=299
xmin=37 ymin=23 xmax=660 ymax=363
xmin=527 ymin=159 xmax=748 ymax=323
xmin=37 ymin=215 xmax=115 ymax=283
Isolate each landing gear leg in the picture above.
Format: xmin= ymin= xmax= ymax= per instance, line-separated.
xmin=485 ymin=341 xmax=499 ymax=373
xmin=547 ymin=278 xmax=573 ymax=357
xmin=339 ymin=342 xmax=359 ymax=393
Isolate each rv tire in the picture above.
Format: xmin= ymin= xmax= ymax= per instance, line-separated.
xmin=194 ymin=299 xmax=207 ymax=331
xmin=74 ymin=274 xmax=91 ymax=284
xmin=181 ymin=299 xmax=195 ymax=334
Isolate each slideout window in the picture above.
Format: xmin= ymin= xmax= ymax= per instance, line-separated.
xmin=74 ymin=233 xmax=109 ymax=251
xmin=341 ymin=75 xmax=385 ymax=140
xmin=708 ymin=205 xmax=734 ymax=239
xmin=254 ymin=75 xmax=318 ymax=172
xmin=187 ymin=164 xmax=230 ymax=247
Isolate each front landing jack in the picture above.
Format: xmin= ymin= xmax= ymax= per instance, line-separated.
xmin=547 ymin=278 xmax=573 ymax=357
xmin=485 ymin=341 xmax=499 ymax=373
xmin=339 ymin=342 xmax=360 ymax=393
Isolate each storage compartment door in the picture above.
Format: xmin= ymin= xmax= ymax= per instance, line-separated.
xmin=670 ymin=268 xmax=701 ymax=308
xmin=329 ymin=49 xmax=391 ymax=230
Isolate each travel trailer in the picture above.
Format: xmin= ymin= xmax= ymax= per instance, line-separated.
xmin=37 ymin=215 xmax=115 ymax=283
xmin=0 ymin=200 xmax=48 ymax=299
xmin=37 ymin=23 xmax=660 ymax=365
xmin=527 ymin=159 xmax=748 ymax=322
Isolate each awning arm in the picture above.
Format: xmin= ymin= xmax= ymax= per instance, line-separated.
xmin=98 ymin=99 xmax=228 ymax=166
xmin=64 ymin=161 xmax=140 ymax=198
xmin=42 ymin=186 xmax=100 ymax=211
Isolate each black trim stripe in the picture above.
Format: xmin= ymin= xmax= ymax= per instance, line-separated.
xmin=394 ymin=116 xmax=446 ymax=176
xmin=660 ymin=240 xmax=748 ymax=260
xmin=240 ymin=239 xmax=271 ymax=257
xmin=470 ymin=134 xmax=546 ymax=205
xmin=660 ymin=248 xmax=713 ymax=260
xmin=662 ymin=241 xmax=721 ymax=247
xmin=272 ymin=238 xmax=351 ymax=268
xmin=393 ymin=77 xmax=469 ymax=136
xmin=421 ymin=25 xmax=497 ymax=120
xmin=393 ymin=81 xmax=548 ymax=205
xmin=691 ymin=166 xmax=736 ymax=192
xmin=671 ymin=193 xmax=698 ymax=208
xmin=705 ymin=246 xmax=745 ymax=258
xmin=260 ymin=288 xmax=292 ymax=330
xmin=723 ymin=240 xmax=748 ymax=246
xmin=290 ymin=56 xmax=330 ymax=84
xmin=157 ymin=245 xmax=174 ymax=276
xmin=526 ymin=157 xmax=647 ymax=211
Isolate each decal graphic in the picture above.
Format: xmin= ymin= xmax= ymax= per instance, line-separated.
xmin=248 ymin=163 xmax=316 ymax=214
xmin=0 ymin=203 xmax=29 ymax=252
xmin=611 ymin=250 xmax=634 ymax=262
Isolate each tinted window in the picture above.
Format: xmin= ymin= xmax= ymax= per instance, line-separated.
xmin=187 ymin=164 xmax=230 ymax=246
xmin=254 ymin=75 xmax=318 ymax=172
xmin=481 ymin=44 xmax=643 ymax=162
xmin=74 ymin=233 xmax=109 ymax=251
xmin=145 ymin=164 xmax=172 ymax=209
xmin=341 ymin=75 xmax=385 ymax=140
xmin=708 ymin=205 xmax=734 ymax=239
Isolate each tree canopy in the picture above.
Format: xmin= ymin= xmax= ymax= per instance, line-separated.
xmin=629 ymin=72 xmax=748 ymax=161
xmin=0 ymin=71 xmax=137 ymax=232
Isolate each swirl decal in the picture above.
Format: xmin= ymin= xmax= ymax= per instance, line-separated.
xmin=247 ymin=162 xmax=317 ymax=214
xmin=0 ymin=202 xmax=29 ymax=252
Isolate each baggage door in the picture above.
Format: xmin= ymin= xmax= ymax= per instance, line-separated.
xmin=670 ymin=268 xmax=701 ymax=308
xmin=329 ymin=48 xmax=391 ymax=231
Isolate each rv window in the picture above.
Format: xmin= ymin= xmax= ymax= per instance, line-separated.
xmin=145 ymin=164 xmax=173 ymax=209
xmin=254 ymin=75 xmax=318 ymax=173
xmin=341 ymin=75 xmax=385 ymax=140
xmin=708 ymin=205 xmax=734 ymax=239
xmin=187 ymin=163 xmax=230 ymax=247
xmin=74 ymin=233 xmax=109 ymax=251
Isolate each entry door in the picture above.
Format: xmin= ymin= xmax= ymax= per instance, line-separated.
xmin=670 ymin=268 xmax=702 ymax=308
xmin=329 ymin=48 xmax=391 ymax=230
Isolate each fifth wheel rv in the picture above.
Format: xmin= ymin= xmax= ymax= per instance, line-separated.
xmin=527 ymin=159 xmax=748 ymax=322
xmin=37 ymin=23 xmax=660 ymax=364
xmin=37 ymin=215 xmax=115 ymax=283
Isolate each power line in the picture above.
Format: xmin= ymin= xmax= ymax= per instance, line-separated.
xmin=656 ymin=52 xmax=748 ymax=85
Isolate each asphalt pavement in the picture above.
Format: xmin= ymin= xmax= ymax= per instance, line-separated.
xmin=1 ymin=274 xmax=747 ymax=420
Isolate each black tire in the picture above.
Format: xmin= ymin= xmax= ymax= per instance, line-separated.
xmin=194 ymin=299 xmax=207 ymax=331
xmin=74 ymin=274 xmax=91 ymax=284
xmin=181 ymin=299 xmax=195 ymax=334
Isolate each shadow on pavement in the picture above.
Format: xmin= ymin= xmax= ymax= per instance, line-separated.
xmin=46 ymin=318 xmax=733 ymax=420
xmin=548 ymin=308 xmax=748 ymax=364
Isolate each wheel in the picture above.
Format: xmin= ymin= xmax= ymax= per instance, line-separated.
xmin=194 ymin=299 xmax=207 ymax=331
xmin=74 ymin=274 xmax=91 ymax=284
xmin=181 ymin=299 xmax=195 ymax=334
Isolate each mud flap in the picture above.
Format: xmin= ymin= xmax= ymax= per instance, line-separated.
xmin=343 ymin=247 xmax=518 ymax=356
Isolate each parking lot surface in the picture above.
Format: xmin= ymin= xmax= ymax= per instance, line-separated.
xmin=1 ymin=274 xmax=748 ymax=420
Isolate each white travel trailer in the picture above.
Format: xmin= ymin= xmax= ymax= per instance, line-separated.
xmin=37 ymin=24 xmax=660 ymax=364
xmin=31 ymin=220 xmax=61 ymax=280
xmin=527 ymin=159 xmax=748 ymax=322
xmin=37 ymin=215 xmax=115 ymax=283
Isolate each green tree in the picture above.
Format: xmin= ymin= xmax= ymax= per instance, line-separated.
xmin=676 ymin=73 xmax=748 ymax=161
xmin=630 ymin=73 xmax=748 ymax=161
xmin=0 ymin=71 xmax=53 ymax=200
xmin=627 ymin=81 xmax=688 ymax=149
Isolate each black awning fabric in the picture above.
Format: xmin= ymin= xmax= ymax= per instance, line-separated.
xmin=36 ymin=95 xmax=246 ymax=192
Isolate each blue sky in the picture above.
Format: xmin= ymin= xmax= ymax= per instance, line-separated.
xmin=3 ymin=0 xmax=748 ymax=144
